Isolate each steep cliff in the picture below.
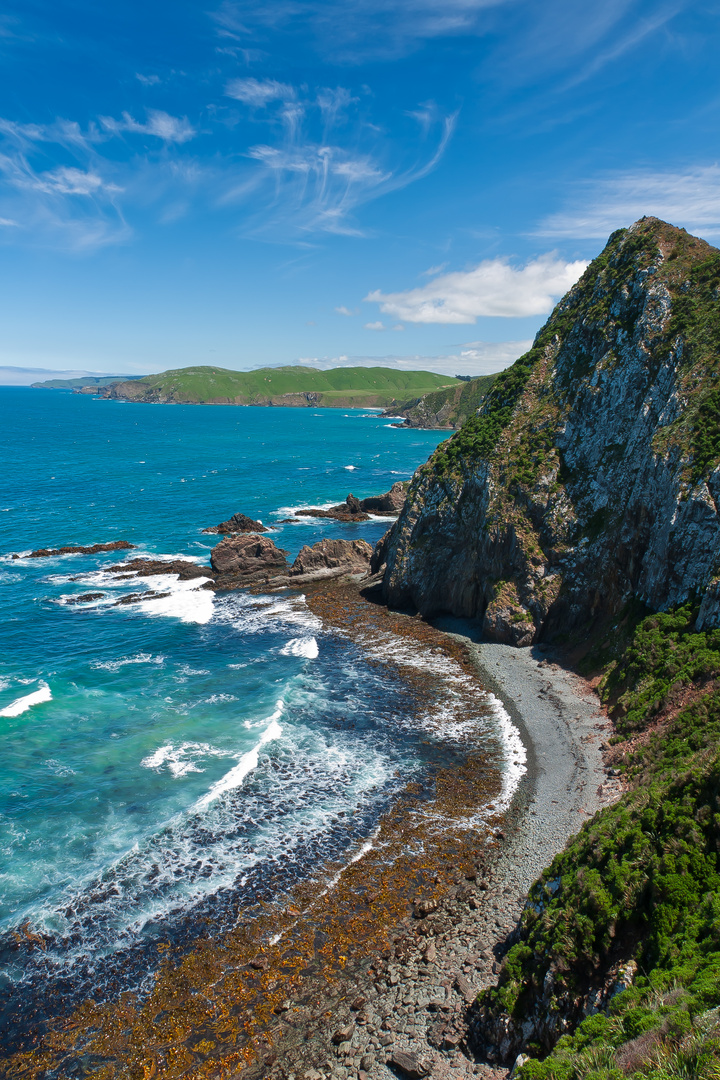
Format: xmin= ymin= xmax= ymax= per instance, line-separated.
xmin=383 ymin=218 xmax=720 ymax=644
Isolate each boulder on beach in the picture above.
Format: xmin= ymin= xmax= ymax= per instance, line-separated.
xmin=210 ymin=534 xmax=288 ymax=580
xmin=289 ymin=538 xmax=373 ymax=576
xmin=202 ymin=512 xmax=267 ymax=535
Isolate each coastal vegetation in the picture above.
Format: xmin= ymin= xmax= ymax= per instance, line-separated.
xmin=98 ymin=365 xmax=459 ymax=408
xmin=475 ymin=604 xmax=720 ymax=1079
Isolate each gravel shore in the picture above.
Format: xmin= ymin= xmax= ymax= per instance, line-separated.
xmin=275 ymin=619 xmax=622 ymax=1080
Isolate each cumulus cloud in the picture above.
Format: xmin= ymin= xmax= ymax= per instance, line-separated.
xmin=365 ymin=254 xmax=588 ymax=323
xmin=100 ymin=110 xmax=196 ymax=143
xmin=537 ymin=166 xmax=720 ymax=239
xmin=364 ymin=321 xmax=386 ymax=330
xmin=335 ymin=305 xmax=357 ymax=316
xmin=225 ymin=77 xmax=294 ymax=106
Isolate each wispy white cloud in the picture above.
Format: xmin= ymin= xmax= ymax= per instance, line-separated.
xmin=537 ymin=166 xmax=720 ymax=239
xmin=421 ymin=262 xmax=448 ymax=276
xmin=0 ymin=116 xmax=130 ymax=251
xmin=365 ymin=320 xmax=386 ymax=330
xmin=225 ymin=77 xmax=295 ymax=106
xmin=219 ymin=88 xmax=456 ymax=237
xmin=293 ymin=341 xmax=531 ymax=376
xmin=335 ymin=305 xmax=357 ymax=315
xmin=365 ymin=254 xmax=587 ymax=323
xmin=99 ymin=110 xmax=196 ymax=143
xmin=211 ymin=0 xmax=513 ymax=62
xmin=136 ymin=73 xmax=161 ymax=87
xmin=33 ymin=166 xmax=122 ymax=196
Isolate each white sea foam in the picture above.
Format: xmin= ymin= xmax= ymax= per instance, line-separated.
xmin=273 ymin=501 xmax=337 ymax=519
xmin=1 ymin=550 xmax=32 ymax=562
xmin=91 ymin=654 xmax=165 ymax=671
xmin=136 ymin=577 xmax=214 ymax=624
xmin=280 ymin=636 xmax=319 ymax=659
xmin=0 ymin=682 xmax=52 ymax=717
xmin=141 ymin=741 xmax=233 ymax=778
xmin=217 ymin=591 xmax=322 ymax=635
xmin=344 ymin=465 xmax=356 ymax=470
xmin=486 ymin=692 xmax=527 ymax=811
xmin=194 ymin=702 xmax=284 ymax=810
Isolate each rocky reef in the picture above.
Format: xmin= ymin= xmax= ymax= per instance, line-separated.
xmin=382 ymin=218 xmax=720 ymax=644
xmin=295 ymin=483 xmax=408 ymax=523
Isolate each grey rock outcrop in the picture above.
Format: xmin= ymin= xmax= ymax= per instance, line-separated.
xmin=210 ymin=534 xmax=288 ymax=582
xmin=203 ymin=512 xmax=267 ymax=534
xmin=358 ymin=481 xmax=407 ymax=513
xmin=383 ymin=219 xmax=720 ymax=642
xmin=289 ymin=538 xmax=373 ymax=577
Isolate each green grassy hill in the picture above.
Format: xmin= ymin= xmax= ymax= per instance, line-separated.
xmin=105 ymin=365 xmax=459 ymax=406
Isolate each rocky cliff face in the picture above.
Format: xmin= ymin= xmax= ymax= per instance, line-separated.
xmin=385 ymin=374 xmax=497 ymax=429
xmin=383 ymin=218 xmax=720 ymax=643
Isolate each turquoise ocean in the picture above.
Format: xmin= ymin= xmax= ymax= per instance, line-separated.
xmin=0 ymin=388 xmax=521 ymax=1038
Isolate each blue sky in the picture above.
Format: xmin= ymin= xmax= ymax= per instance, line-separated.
xmin=1 ymin=0 xmax=719 ymax=379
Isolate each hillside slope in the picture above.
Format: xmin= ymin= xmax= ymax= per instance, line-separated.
xmin=382 ymin=217 xmax=720 ymax=644
xmin=104 ymin=365 xmax=458 ymax=407
xmin=385 ymin=373 xmax=499 ymax=428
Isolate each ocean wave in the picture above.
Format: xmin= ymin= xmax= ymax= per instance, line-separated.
xmin=272 ymin=501 xmax=338 ymax=518
xmin=280 ymin=636 xmax=319 ymax=659
xmin=141 ymin=741 xmax=234 ymax=778
xmin=91 ymin=654 xmax=165 ymax=672
xmin=0 ymin=682 xmax=52 ymax=718
xmin=195 ymin=702 xmax=284 ymax=811
xmin=136 ymin=579 xmax=214 ymax=625
xmin=216 ymin=591 xmax=322 ymax=635
xmin=485 ymin=693 xmax=527 ymax=813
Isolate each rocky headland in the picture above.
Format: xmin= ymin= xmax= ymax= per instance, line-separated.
xmin=381 ymin=218 xmax=720 ymax=647
xmin=10 ymin=219 xmax=720 ymax=1080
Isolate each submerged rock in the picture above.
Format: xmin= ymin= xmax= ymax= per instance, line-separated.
xmin=23 ymin=541 xmax=135 ymax=559
xmin=108 ymin=558 xmax=211 ymax=581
